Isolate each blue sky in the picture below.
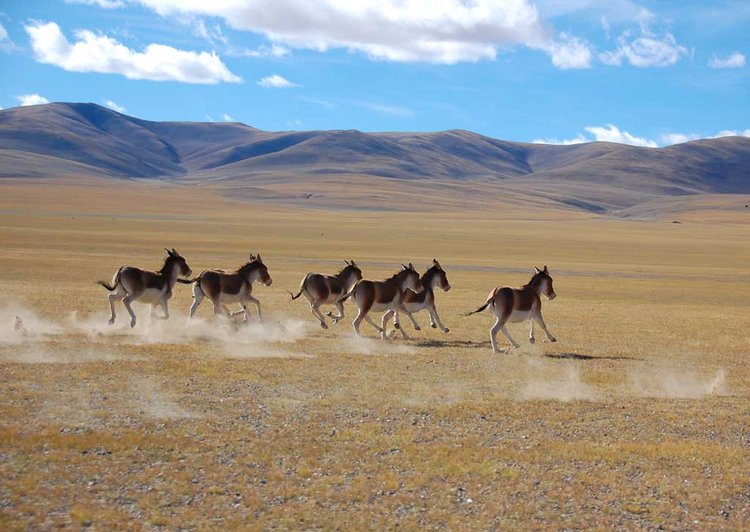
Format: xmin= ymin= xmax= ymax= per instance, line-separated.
xmin=0 ymin=0 xmax=747 ymax=146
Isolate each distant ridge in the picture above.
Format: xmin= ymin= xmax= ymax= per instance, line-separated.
xmin=1 ymin=102 xmax=749 ymax=213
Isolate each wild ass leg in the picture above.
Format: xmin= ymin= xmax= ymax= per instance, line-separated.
xmin=246 ymin=295 xmax=262 ymax=322
xmin=500 ymin=325 xmax=520 ymax=350
xmin=107 ymin=288 xmax=122 ymax=324
xmin=311 ymin=301 xmax=329 ymax=329
xmin=122 ymin=294 xmax=137 ymax=328
xmin=380 ymin=309 xmax=395 ymax=340
xmin=528 ymin=319 xmax=535 ymax=344
xmin=160 ymin=298 xmax=169 ymax=320
xmin=189 ymin=284 xmax=204 ymax=319
xmin=364 ymin=315 xmax=384 ymax=333
xmin=532 ymin=311 xmax=557 ymax=342
xmin=490 ymin=317 xmax=503 ymax=354
xmin=404 ymin=310 xmax=421 ymax=331
xmin=427 ymin=304 xmax=449 ymax=333
xmin=326 ymin=302 xmax=345 ymax=324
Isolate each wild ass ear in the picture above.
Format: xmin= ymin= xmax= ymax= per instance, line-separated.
xmin=344 ymin=259 xmax=350 ymax=265
xmin=350 ymin=260 xmax=357 ymax=267
xmin=408 ymin=262 xmax=415 ymax=270
xmin=172 ymin=248 xmax=179 ymax=257
xmin=165 ymin=248 xmax=174 ymax=256
xmin=543 ymin=265 xmax=549 ymax=274
xmin=433 ymin=258 xmax=439 ymax=267
xmin=401 ymin=264 xmax=408 ymax=270
xmin=257 ymin=254 xmax=263 ymax=264
xmin=534 ymin=266 xmax=542 ymax=273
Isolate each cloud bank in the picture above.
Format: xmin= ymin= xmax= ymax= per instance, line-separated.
xmin=25 ymin=21 xmax=241 ymax=84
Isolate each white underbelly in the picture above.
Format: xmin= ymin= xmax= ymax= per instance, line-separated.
xmin=402 ymin=302 xmax=425 ymax=313
xmin=139 ymin=288 xmax=165 ymax=304
xmin=219 ymin=292 xmax=246 ymax=304
xmin=507 ymin=310 xmax=531 ymax=323
xmin=369 ymin=301 xmax=395 ymax=312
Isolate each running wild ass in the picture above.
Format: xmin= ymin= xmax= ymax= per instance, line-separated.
xmin=339 ymin=263 xmax=423 ymax=339
xmin=181 ymin=254 xmax=272 ymax=321
xmin=289 ymin=260 xmax=363 ymax=329
xmin=467 ymin=266 xmax=557 ymax=353
xmin=395 ymin=259 xmax=451 ymax=339
xmin=97 ymin=248 xmax=192 ymax=328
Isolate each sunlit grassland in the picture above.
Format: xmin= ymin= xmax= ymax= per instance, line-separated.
xmin=1 ymin=179 xmax=749 ymax=529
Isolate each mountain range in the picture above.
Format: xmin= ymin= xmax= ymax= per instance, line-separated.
xmin=1 ymin=102 xmax=748 ymax=214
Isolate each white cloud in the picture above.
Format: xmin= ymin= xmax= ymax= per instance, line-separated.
xmin=103 ymin=99 xmax=126 ymax=113
xmin=584 ymin=124 xmax=657 ymax=146
xmin=714 ymin=129 xmax=750 ymax=138
xmin=0 ymin=21 xmax=10 ymax=43
xmin=65 ymin=0 xmax=126 ymax=8
xmin=708 ymin=52 xmax=746 ymax=69
xmin=25 ymin=21 xmax=241 ymax=84
xmin=127 ymin=0 xmax=589 ymax=68
xmin=600 ymin=30 xmax=687 ymax=67
xmin=545 ymin=32 xmax=593 ymax=69
xmin=532 ymin=135 xmax=589 ymax=145
xmin=229 ymin=44 xmax=291 ymax=58
xmin=354 ymin=101 xmax=414 ymax=118
xmin=660 ymin=132 xmax=700 ymax=145
xmin=535 ymin=126 xmax=750 ymax=147
xmin=222 ymin=113 xmax=234 ymax=121
xmin=16 ymin=94 xmax=50 ymax=106
xmin=257 ymin=74 xmax=298 ymax=88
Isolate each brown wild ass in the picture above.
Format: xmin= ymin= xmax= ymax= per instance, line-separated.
xmin=180 ymin=254 xmax=272 ymax=321
xmin=467 ymin=266 xmax=557 ymax=353
xmin=97 ymin=248 xmax=192 ymax=328
xmin=395 ymin=259 xmax=451 ymax=339
xmin=338 ymin=263 xmax=423 ymax=339
xmin=289 ymin=260 xmax=363 ymax=329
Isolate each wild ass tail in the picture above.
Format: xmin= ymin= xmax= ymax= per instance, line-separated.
xmin=96 ymin=269 xmax=121 ymax=291
xmin=337 ymin=286 xmax=356 ymax=303
xmin=465 ymin=298 xmax=493 ymax=317
xmin=288 ymin=275 xmax=308 ymax=300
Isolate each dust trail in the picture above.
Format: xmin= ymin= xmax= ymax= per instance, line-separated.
xmin=517 ymin=357 xmax=601 ymax=402
xmin=628 ymin=367 xmax=727 ymax=399
xmin=71 ymin=310 xmax=313 ymax=359
xmin=0 ymin=300 xmax=62 ymax=345
xmin=343 ymin=334 xmax=415 ymax=356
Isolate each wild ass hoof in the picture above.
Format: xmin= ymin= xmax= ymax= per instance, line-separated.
xmin=320 ymin=321 xmax=329 ymax=330
xmin=443 ymin=328 xmax=450 ymax=333
xmin=545 ymin=337 xmax=557 ymax=343
xmin=130 ymin=319 xmax=136 ymax=328
xmin=529 ymin=337 xmax=535 ymax=344
xmin=430 ymin=323 xmax=437 ymax=329
xmin=108 ymin=318 xmax=115 ymax=325
xmin=393 ymin=322 xmax=401 ymax=330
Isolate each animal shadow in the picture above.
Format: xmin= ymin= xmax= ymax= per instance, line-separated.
xmin=413 ymin=339 xmax=491 ymax=349
xmin=545 ymin=352 xmax=641 ymax=361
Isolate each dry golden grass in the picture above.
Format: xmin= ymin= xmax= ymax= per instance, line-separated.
xmin=1 ymin=178 xmax=749 ymax=529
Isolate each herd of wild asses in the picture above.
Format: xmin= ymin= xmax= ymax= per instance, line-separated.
xmin=97 ymin=249 xmax=557 ymax=353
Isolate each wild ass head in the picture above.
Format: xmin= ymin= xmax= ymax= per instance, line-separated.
xmin=247 ymin=253 xmax=273 ymax=287
xmin=532 ymin=265 xmax=556 ymax=300
xmin=426 ymin=259 xmax=451 ymax=292
xmin=164 ymin=248 xmax=192 ymax=278
xmin=340 ymin=259 xmax=363 ymax=287
xmin=398 ymin=263 xmax=423 ymax=293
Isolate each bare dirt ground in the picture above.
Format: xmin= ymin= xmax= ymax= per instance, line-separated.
xmin=1 ymin=178 xmax=749 ymax=529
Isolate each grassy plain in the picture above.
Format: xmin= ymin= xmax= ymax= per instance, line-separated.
xmin=1 ymin=178 xmax=749 ymax=529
